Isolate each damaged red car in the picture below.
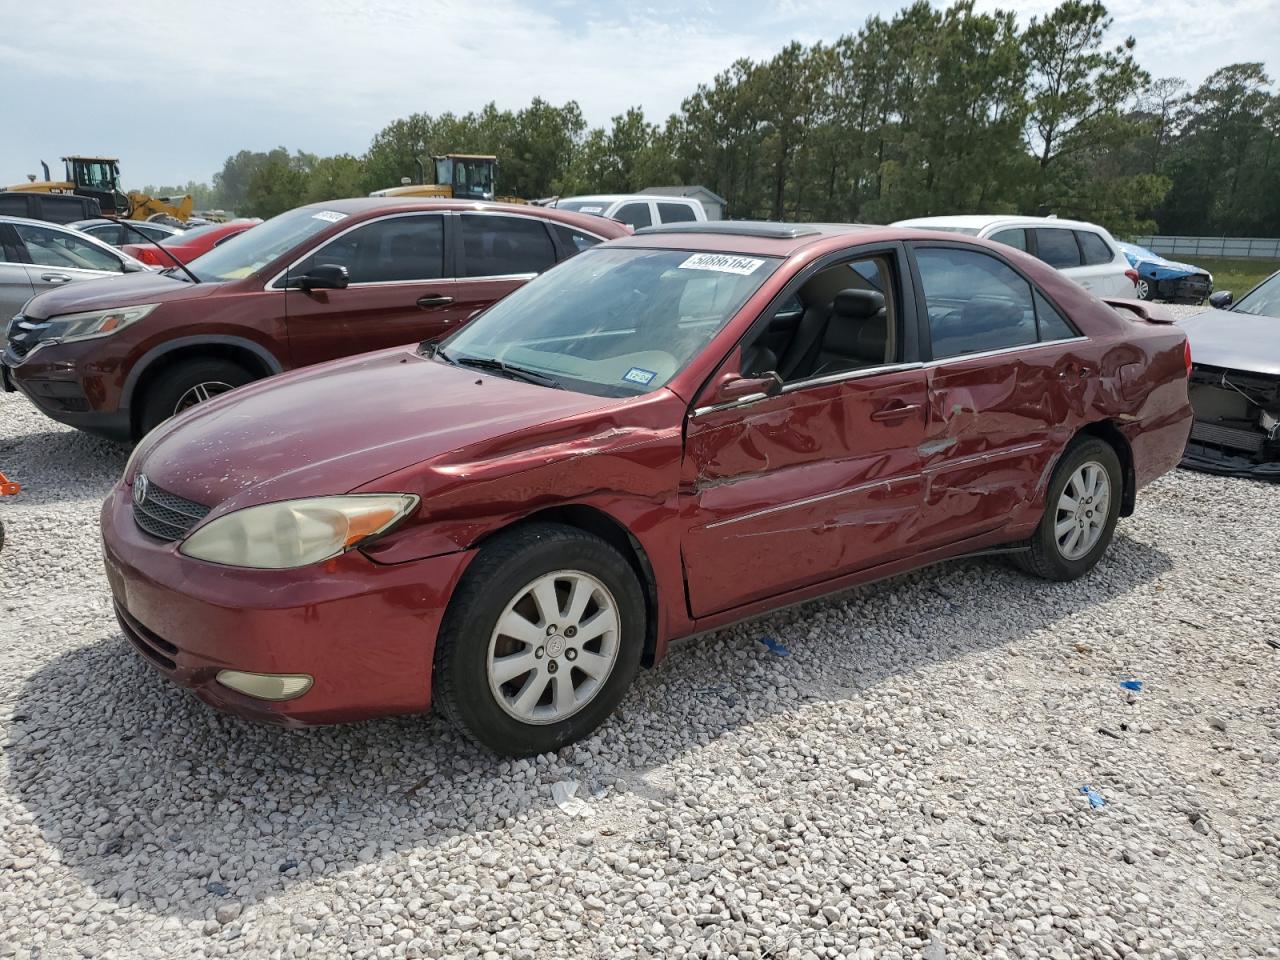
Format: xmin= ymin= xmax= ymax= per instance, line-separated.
xmin=101 ymin=221 xmax=1193 ymax=755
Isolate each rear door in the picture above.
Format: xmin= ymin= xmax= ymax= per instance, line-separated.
xmin=282 ymin=211 xmax=459 ymax=366
xmin=0 ymin=224 xmax=35 ymax=323
xmin=446 ymin=211 xmax=560 ymax=326
xmin=1029 ymin=227 xmax=1089 ymax=287
xmin=1075 ymin=229 xmax=1129 ymax=296
xmin=907 ymin=242 xmax=1089 ymax=548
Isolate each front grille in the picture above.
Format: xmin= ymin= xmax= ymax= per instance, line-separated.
xmin=5 ymin=314 xmax=50 ymax=361
xmin=1190 ymin=420 xmax=1265 ymax=454
xmin=132 ymin=480 xmax=212 ymax=541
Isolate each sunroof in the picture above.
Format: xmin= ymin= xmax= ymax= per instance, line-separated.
xmin=634 ymin=221 xmax=823 ymax=239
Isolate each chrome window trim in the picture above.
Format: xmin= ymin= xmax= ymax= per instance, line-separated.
xmin=927 ymin=335 xmax=1089 ymax=367
xmin=692 ymin=361 xmax=924 ymax=417
xmin=267 ymin=211 xmax=449 ymax=290
xmin=456 ymin=209 xmax=598 ymax=280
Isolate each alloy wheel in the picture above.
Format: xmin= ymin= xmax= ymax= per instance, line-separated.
xmin=174 ymin=380 xmax=234 ymax=414
xmin=1054 ymin=461 xmax=1111 ymax=561
xmin=486 ymin=570 xmax=621 ymax=725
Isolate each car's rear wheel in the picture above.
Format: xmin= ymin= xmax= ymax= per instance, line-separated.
xmin=137 ymin=358 xmax=255 ymax=437
xmin=433 ymin=523 xmax=645 ymax=756
xmin=1011 ymin=437 xmax=1122 ymax=582
xmin=1135 ymin=277 xmax=1153 ymax=300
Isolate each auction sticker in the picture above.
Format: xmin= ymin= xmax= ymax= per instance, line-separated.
xmin=312 ymin=210 xmax=348 ymax=223
xmin=678 ymin=253 xmax=765 ymax=275
xmin=623 ymin=367 xmax=657 ymax=385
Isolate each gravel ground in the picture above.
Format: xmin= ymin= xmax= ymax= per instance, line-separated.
xmin=2 ymin=320 xmax=1278 ymax=959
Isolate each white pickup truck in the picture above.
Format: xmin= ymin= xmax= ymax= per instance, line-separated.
xmin=552 ymin=194 xmax=707 ymax=230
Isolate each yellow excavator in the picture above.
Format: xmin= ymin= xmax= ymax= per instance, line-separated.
xmin=6 ymin=156 xmax=193 ymax=222
xmin=370 ymin=154 xmax=525 ymax=204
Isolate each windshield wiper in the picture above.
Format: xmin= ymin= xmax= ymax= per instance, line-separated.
xmin=453 ymin=355 xmax=563 ymax=389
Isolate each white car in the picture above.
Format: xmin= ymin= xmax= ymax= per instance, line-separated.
xmin=0 ymin=215 xmax=150 ymax=324
xmin=892 ymin=215 xmax=1137 ymax=297
xmin=552 ymin=194 xmax=706 ymax=230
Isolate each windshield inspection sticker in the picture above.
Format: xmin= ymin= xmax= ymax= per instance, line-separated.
xmin=623 ymin=367 xmax=657 ymax=386
xmin=678 ymin=253 xmax=765 ymax=276
xmin=312 ymin=210 xmax=348 ymax=223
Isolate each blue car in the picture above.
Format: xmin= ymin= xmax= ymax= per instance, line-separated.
xmin=1117 ymin=242 xmax=1213 ymax=304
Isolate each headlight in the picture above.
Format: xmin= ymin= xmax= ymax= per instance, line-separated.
xmin=41 ymin=303 xmax=158 ymax=345
xmin=180 ymin=494 xmax=418 ymax=569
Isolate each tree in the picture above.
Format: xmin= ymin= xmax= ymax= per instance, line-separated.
xmin=302 ymin=155 xmax=365 ymax=203
xmin=245 ymin=152 xmax=306 ymax=218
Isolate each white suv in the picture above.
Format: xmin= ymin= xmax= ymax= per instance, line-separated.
xmin=552 ymin=194 xmax=706 ymax=230
xmin=892 ymin=215 xmax=1137 ymax=297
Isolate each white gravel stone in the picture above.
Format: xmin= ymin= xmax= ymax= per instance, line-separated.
xmin=1 ymin=321 xmax=1278 ymax=959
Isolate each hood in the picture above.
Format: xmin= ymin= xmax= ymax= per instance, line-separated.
xmin=1180 ymin=309 xmax=1280 ymax=376
xmin=1119 ymin=245 xmax=1203 ymax=277
xmin=132 ymin=347 xmax=624 ymax=512
xmin=21 ymin=270 xmax=218 ymax=320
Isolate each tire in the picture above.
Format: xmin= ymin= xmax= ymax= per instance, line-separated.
xmin=1135 ymin=277 xmax=1153 ymax=300
xmin=1011 ymin=437 xmax=1122 ymax=582
xmin=433 ymin=522 xmax=645 ymax=756
xmin=137 ymin=358 xmax=255 ymax=437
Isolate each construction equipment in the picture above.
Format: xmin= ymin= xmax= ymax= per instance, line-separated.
xmin=370 ymin=154 xmax=525 ymax=204
xmin=0 ymin=470 xmax=19 ymax=553
xmin=6 ymin=157 xmax=193 ymax=223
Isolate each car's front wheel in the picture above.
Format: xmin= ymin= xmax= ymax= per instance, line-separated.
xmin=1012 ymin=437 xmax=1122 ymax=582
xmin=433 ymin=523 xmax=645 ymax=756
xmin=1135 ymin=277 xmax=1153 ymax=300
xmin=138 ymin=358 xmax=255 ymax=437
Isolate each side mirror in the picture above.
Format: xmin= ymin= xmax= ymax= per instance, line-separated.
xmin=121 ymin=260 xmax=145 ymax=273
xmin=296 ymin=263 xmax=349 ymax=291
xmin=709 ymin=371 xmax=782 ymax=406
xmin=1208 ymin=290 xmax=1232 ymax=309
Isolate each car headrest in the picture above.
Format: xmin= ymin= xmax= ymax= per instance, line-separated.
xmin=833 ymin=288 xmax=885 ymax=319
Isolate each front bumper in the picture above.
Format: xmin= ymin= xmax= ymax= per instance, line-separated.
xmin=100 ymin=482 xmax=476 ymax=726
xmin=1157 ymin=274 xmax=1212 ymax=303
xmin=3 ymin=349 xmax=131 ymax=441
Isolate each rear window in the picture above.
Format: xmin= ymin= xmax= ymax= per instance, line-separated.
xmin=1033 ymin=228 xmax=1082 ymax=268
xmin=555 ymin=200 xmax=609 ymax=216
xmin=657 ymin=202 xmax=697 ymax=224
xmin=1076 ymin=230 xmax=1113 ymax=266
xmin=990 ymin=228 xmax=1027 ymax=251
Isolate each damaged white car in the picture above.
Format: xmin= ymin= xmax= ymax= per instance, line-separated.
xmin=1179 ymin=273 xmax=1280 ymax=479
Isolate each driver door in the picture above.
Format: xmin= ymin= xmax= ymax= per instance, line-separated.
xmin=679 ymin=247 xmax=928 ymax=618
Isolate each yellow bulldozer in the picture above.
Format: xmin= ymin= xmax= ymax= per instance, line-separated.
xmin=370 ymin=154 xmax=525 ymax=204
xmin=6 ymin=156 xmax=194 ymax=223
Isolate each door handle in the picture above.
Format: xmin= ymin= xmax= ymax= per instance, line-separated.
xmin=417 ymin=294 xmax=454 ymax=308
xmin=41 ymin=273 xmax=72 ymax=284
xmin=870 ymin=401 xmax=921 ymax=422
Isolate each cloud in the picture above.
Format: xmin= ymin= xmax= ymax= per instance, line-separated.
xmin=0 ymin=0 xmax=1273 ymax=186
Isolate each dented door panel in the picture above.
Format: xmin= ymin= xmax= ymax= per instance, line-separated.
xmin=681 ymin=367 xmax=927 ymax=617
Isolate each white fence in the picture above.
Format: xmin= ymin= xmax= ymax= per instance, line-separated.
xmin=1130 ymin=235 xmax=1280 ymax=260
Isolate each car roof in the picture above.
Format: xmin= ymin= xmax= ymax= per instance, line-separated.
xmin=558 ymin=194 xmax=695 ymax=205
xmin=894 ymin=214 xmax=1112 ymax=232
xmin=0 ymin=214 xmax=149 ymax=265
xmin=286 ymin=197 xmax=630 ymax=237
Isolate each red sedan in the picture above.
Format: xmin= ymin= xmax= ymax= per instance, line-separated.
xmin=101 ymin=221 xmax=1193 ymax=755
xmin=121 ymin=219 xmax=260 ymax=267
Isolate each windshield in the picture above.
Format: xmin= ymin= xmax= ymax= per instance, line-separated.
xmin=440 ymin=247 xmax=779 ymax=397
xmin=186 ymin=208 xmax=343 ymax=282
xmin=1232 ymin=272 xmax=1280 ymax=318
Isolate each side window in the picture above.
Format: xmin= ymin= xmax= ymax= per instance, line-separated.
xmin=746 ymin=255 xmax=898 ymax=382
xmin=81 ymin=224 xmax=119 ymax=244
xmin=613 ymin=202 xmax=652 ymax=229
xmin=990 ymin=228 xmax=1027 ymax=252
xmin=0 ymin=195 xmax=27 ymax=217
xmin=1076 ymin=231 xmax=1113 ymax=266
xmin=1032 ymin=228 xmax=1082 ymax=268
xmin=460 ymin=214 xmax=556 ymax=277
xmin=915 ymin=247 xmax=1037 ymax=359
xmin=550 ymin=223 xmax=602 ymax=259
xmin=292 ymin=215 xmax=444 ymax=284
xmin=13 ymin=223 xmax=123 ymax=272
xmin=139 ymin=225 xmax=173 ymax=242
xmin=657 ymin=202 xmax=697 ymax=224
xmin=1034 ymin=291 xmax=1079 ymax=341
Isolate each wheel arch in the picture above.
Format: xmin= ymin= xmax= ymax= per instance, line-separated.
xmin=1074 ymin=420 xmax=1136 ymax=517
xmin=472 ymin=504 xmax=662 ymax=668
xmin=124 ymin=336 xmax=282 ymax=440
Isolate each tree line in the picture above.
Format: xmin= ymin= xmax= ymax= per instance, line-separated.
xmin=145 ymin=0 xmax=1280 ymax=238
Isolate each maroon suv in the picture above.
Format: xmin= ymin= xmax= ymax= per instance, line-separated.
xmin=1 ymin=199 xmax=627 ymax=441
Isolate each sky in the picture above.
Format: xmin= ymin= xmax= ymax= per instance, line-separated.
xmin=1 ymin=0 xmax=1276 ymax=188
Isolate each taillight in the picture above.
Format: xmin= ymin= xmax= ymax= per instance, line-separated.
xmin=1184 ymin=338 xmax=1192 ymax=376
xmin=1125 ymin=268 xmax=1139 ymax=287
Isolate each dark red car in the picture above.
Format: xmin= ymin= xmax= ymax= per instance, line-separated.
xmin=121 ymin=220 xmax=261 ymax=267
xmin=3 ymin=199 xmax=627 ymax=439
xmin=101 ymin=221 xmax=1193 ymax=755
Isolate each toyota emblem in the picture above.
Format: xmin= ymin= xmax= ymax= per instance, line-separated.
xmin=133 ymin=473 xmax=149 ymax=506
